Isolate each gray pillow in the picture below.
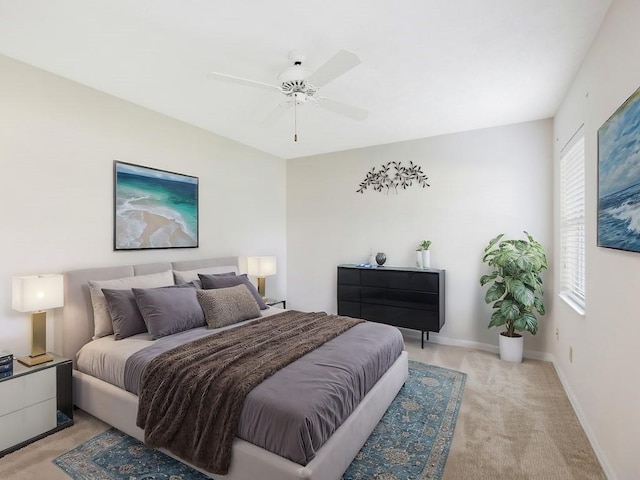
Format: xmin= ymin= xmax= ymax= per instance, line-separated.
xmin=196 ymin=285 xmax=261 ymax=329
xmin=103 ymin=283 xmax=199 ymax=340
xmin=175 ymin=271 xmax=235 ymax=289
xmin=87 ymin=270 xmax=174 ymax=339
xmin=102 ymin=289 xmax=146 ymax=340
xmin=132 ymin=287 xmax=205 ymax=340
xmin=198 ymin=273 xmax=267 ymax=310
xmin=173 ymin=267 xmax=237 ymax=285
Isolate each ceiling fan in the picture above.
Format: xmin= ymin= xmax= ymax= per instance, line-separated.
xmin=208 ymin=50 xmax=368 ymax=141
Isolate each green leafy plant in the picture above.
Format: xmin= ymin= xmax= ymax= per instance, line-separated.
xmin=417 ymin=240 xmax=432 ymax=251
xmin=480 ymin=232 xmax=547 ymax=337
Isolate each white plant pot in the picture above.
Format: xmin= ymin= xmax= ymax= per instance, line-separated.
xmin=499 ymin=333 xmax=523 ymax=363
xmin=415 ymin=251 xmax=423 ymax=269
xmin=421 ymin=250 xmax=430 ymax=269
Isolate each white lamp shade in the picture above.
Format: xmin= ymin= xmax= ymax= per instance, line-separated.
xmin=12 ymin=274 xmax=64 ymax=312
xmin=247 ymin=256 xmax=277 ymax=277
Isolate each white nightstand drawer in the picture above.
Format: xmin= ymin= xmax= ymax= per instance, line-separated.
xmin=0 ymin=398 xmax=57 ymax=451
xmin=0 ymin=367 xmax=56 ymax=417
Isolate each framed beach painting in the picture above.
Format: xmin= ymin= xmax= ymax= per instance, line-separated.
xmin=114 ymin=161 xmax=199 ymax=250
xmin=598 ymin=87 xmax=640 ymax=253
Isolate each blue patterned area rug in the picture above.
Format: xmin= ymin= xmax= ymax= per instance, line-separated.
xmin=54 ymin=361 xmax=465 ymax=480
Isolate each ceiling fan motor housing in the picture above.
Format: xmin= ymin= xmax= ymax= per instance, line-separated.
xmin=278 ymin=51 xmax=318 ymax=98
xmin=281 ymin=79 xmax=317 ymax=99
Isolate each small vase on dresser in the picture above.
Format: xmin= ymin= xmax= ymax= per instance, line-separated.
xmin=415 ymin=251 xmax=423 ymax=269
xmin=417 ymin=240 xmax=432 ymax=269
xmin=421 ymin=250 xmax=430 ymax=269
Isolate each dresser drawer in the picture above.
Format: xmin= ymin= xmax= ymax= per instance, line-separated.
xmin=337 ymin=267 xmax=360 ymax=286
xmin=361 ymin=269 xmax=440 ymax=292
xmin=338 ymin=301 xmax=361 ymax=318
xmin=0 ymin=398 xmax=57 ymax=451
xmin=337 ymin=284 xmax=360 ymax=302
xmin=0 ymin=368 xmax=56 ymax=417
xmin=385 ymin=307 xmax=443 ymax=332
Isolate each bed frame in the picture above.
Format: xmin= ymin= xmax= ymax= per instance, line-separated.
xmin=62 ymin=257 xmax=409 ymax=480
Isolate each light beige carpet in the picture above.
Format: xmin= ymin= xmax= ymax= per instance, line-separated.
xmin=404 ymin=337 xmax=606 ymax=480
xmin=0 ymin=337 xmax=606 ymax=480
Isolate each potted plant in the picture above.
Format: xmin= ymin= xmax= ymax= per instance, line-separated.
xmin=479 ymin=232 xmax=547 ymax=362
xmin=417 ymin=240 xmax=432 ymax=268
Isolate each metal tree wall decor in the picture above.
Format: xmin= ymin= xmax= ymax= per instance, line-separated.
xmin=356 ymin=161 xmax=430 ymax=194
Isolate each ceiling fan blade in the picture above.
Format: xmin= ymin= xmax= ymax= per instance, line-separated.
xmin=319 ymin=98 xmax=368 ymax=121
xmin=307 ymin=50 xmax=361 ymax=87
xmin=208 ymin=71 xmax=281 ymax=92
xmin=260 ymin=102 xmax=292 ymax=126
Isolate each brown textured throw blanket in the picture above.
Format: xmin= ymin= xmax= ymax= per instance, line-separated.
xmin=136 ymin=310 xmax=364 ymax=474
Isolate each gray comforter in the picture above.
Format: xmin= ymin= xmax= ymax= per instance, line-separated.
xmin=125 ymin=314 xmax=404 ymax=466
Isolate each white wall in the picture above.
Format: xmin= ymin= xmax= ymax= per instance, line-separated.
xmin=0 ymin=54 xmax=287 ymax=357
xmin=287 ymin=119 xmax=554 ymax=354
xmin=553 ymin=1 xmax=640 ymax=478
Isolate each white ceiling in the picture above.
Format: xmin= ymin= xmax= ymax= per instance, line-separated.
xmin=0 ymin=0 xmax=611 ymax=159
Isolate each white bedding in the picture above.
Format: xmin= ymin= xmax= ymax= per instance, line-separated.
xmin=76 ymin=307 xmax=285 ymax=390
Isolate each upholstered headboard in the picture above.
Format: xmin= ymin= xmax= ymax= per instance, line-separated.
xmin=62 ymin=257 xmax=241 ymax=366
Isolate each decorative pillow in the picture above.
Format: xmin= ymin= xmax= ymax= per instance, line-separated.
xmin=196 ymin=285 xmax=261 ymax=329
xmin=132 ymin=287 xmax=205 ymax=340
xmin=102 ymin=289 xmax=147 ymax=340
xmin=88 ymin=270 xmax=174 ymax=338
xmin=173 ymin=267 xmax=237 ymax=285
xmin=198 ymin=273 xmax=267 ymax=310
xmin=102 ymin=283 xmax=197 ymax=340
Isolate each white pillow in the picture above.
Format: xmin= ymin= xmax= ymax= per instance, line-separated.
xmin=88 ymin=270 xmax=174 ymax=339
xmin=172 ymin=265 xmax=238 ymax=284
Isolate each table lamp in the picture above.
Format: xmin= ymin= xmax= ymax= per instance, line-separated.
xmin=12 ymin=274 xmax=64 ymax=366
xmin=247 ymin=256 xmax=277 ymax=297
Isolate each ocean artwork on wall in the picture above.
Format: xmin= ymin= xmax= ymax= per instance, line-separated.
xmin=598 ymin=87 xmax=640 ymax=253
xmin=114 ymin=161 xmax=198 ymax=250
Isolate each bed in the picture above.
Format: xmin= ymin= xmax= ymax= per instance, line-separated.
xmin=62 ymin=256 xmax=409 ymax=480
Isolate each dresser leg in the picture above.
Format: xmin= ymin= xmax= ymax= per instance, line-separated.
xmin=420 ymin=331 xmax=430 ymax=349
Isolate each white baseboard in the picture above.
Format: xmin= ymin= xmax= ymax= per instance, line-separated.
xmin=401 ymin=328 xmax=615 ymax=479
xmin=400 ymin=328 xmax=554 ymax=361
xmin=552 ymin=360 xmax=616 ymax=480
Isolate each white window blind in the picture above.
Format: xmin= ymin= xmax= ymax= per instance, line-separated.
xmin=560 ymin=128 xmax=586 ymax=313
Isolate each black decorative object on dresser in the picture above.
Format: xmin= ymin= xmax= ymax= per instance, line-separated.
xmin=337 ymin=265 xmax=445 ymax=348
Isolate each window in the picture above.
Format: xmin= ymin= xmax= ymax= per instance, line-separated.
xmin=560 ymin=128 xmax=586 ymax=314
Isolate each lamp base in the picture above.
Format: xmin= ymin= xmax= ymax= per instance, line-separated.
xmin=257 ymin=277 xmax=266 ymax=298
xmin=17 ymin=353 xmax=54 ymax=367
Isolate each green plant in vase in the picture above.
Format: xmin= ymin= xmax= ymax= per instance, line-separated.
xmin=480 ymin=232 xmax=547 ymax=362
xmin=417 ymin=240 xmax=432 ymax=268
xmin=418 ymin=240 xmax=432 ymax=251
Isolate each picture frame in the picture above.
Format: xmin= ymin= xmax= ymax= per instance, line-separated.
xmin=114 ymin=161 xmax=199 ymax=250
xmin=597 ymin=87 xmax=640 ymax=253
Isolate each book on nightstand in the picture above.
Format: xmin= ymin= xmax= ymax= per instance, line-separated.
xmin=0 ymin=352 xmax=13 ymax=378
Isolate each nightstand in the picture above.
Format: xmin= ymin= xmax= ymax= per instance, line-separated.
xmin=265 ymin=298 xmax=286 ymax=309
xmin=0 ymin=354 xmax=73 ymax=457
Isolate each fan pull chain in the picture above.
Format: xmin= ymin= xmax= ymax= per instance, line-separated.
xmin=294 ymin=98 xmax=298 ymax=142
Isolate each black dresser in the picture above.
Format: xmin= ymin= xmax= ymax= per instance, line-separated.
xmin=337 ymin=264 xmax=445 ymax=347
